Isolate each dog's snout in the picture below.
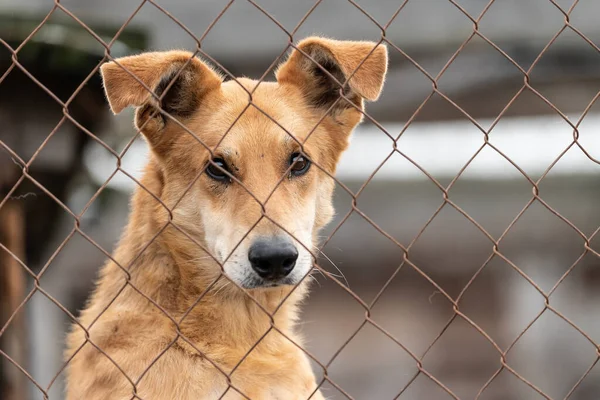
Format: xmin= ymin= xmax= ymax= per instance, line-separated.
xmin=248 ymin=238 xmax=298 ymax=280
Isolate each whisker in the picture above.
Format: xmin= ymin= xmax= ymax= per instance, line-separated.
xmin=311 ymin=267 xmax=327 ymax=280
xmin=180 ymin=255 xmax=215 ymax=265
xmin=310 ymin=245 xmax=349 ymax=288
xmin=212 ymin=279 xmax=232 ymax=297
xmin=306 ymin=274 xmax=321 ymax=288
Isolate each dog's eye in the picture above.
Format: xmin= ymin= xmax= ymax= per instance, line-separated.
xmin=206 ymin=158 xmax=231 ymax=182
xmin=289 ymin=153 xmax=311 ymax=176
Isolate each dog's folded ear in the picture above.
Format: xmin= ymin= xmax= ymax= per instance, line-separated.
xmin=100 ymin=50 xmax=222 ymax=119
xmin=276 ymin=37 xmax=387 ymax=115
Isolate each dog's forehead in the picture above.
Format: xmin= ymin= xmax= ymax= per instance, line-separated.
xmin=220 ymin=78 xmax=303 ymax=122
xmin=212 ymin=79 xmax=309 ymax=149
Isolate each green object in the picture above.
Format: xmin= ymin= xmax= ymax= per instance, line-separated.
xmin=0 ymin=13 xmax=148 ymax=70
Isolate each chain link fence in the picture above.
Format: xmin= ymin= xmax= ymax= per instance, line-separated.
xmin=1 ymin=0 xmax=600 ymax=399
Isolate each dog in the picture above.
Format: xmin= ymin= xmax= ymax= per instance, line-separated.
xmin=65 ymin=36 xmax=387 ymax=399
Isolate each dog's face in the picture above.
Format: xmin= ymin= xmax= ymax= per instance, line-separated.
xmin=100 ymin=38 xmax=387 ymax=290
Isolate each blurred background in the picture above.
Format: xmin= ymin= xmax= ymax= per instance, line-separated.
xmin=1 ymin=0 xmax=600 ymax=399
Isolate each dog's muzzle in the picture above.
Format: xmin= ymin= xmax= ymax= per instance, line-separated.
xmin=248 ymin=236 xmax=298 ymax=284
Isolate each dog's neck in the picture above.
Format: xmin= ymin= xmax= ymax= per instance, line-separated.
xmin=98 ymin=163 xmax=307 ymax=359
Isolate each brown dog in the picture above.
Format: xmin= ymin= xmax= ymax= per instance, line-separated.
xmin=65 ymin=37 xmax=387 ymax=399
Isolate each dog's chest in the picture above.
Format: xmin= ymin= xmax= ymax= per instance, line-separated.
xmin=143 ymin=365 xmax=323 ymax=400
xmin=132 ymin=345 xmax=324 ymax=400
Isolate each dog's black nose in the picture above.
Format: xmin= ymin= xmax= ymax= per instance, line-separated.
xmin=248 ymin=238 xmax=298 ymax=280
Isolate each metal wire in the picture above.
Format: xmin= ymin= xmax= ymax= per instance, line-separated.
xmin=1 ymin=0 xmax=599 ymax=399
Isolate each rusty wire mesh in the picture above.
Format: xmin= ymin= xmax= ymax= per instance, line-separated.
xmin=1 ymin=0 xmax=600 ymax=399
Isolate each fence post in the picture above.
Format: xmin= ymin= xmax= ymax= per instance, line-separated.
xmin=0 ymin=182 xmax=27 ymax=400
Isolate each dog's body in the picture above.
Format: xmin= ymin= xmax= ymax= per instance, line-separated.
xmin=65 ymin=37 xmax=387 ymax=399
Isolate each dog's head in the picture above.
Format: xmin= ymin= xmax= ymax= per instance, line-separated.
xmin=100 ymin=37 xmax=387 ymax=290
